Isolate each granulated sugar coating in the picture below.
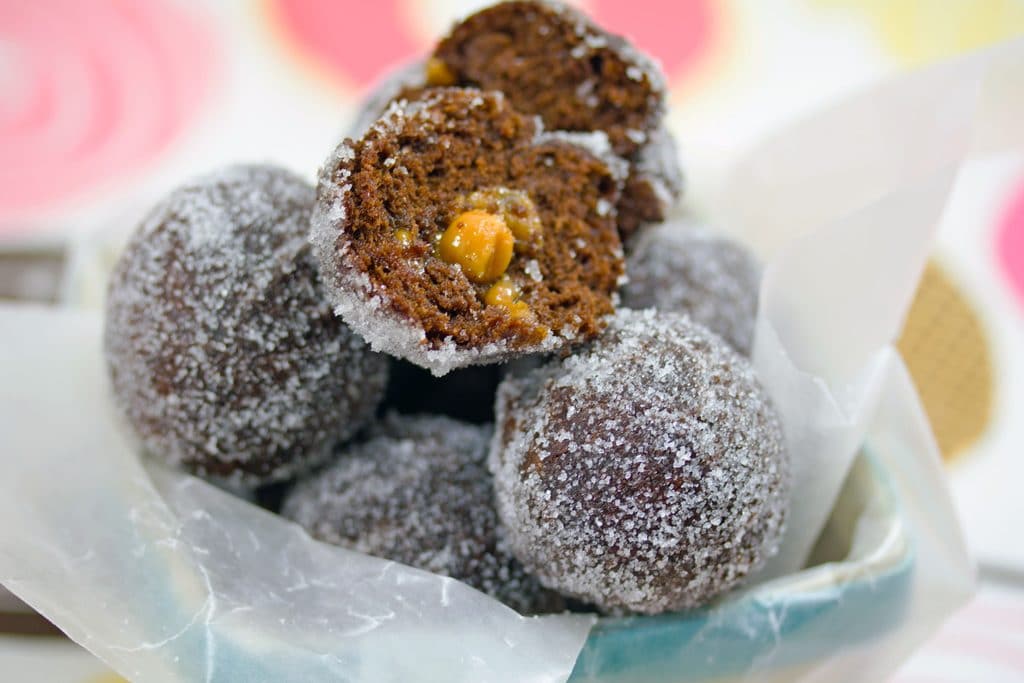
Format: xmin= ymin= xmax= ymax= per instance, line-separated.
xmin=282 ymin=414 xmax=565 ymax=615
xmin=312 ymin=88 xmax=625 ymax=376
xmin=618 ymin=127 xmax=685 ymax=246
xmin=491 ymin=309 xmax=789 ymax=614
xmin=104 ymin=165 xmax=388 ymax=486
xmin=622 ymin=228 xmax=762 ymax=355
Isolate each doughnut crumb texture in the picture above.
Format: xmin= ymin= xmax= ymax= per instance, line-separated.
xmin=491 ymin=309 xmax=789 ymax=613
xmin=312 ymin=88 xmax=625 ymax=375
xmin=433 ymin=0 xmax=666 ymax=157
xmin=104 ymin=164 xmax=388 ymax=486
xmin=352 ymin=0 xmax=682 ymax=245
xmin=282 ymin=414 xmax=565 ymax=614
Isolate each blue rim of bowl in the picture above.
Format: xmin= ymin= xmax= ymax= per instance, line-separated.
xmin=568 ymin=448 xmax=914 ymax=681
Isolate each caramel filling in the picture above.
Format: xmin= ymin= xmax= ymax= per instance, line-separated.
xmin=425 ymin=57 xmax=457 ymax=86
xmin=438 ymin=210 xmax=515 ymax=284
xmin=426 ymin=188 xmax=543 ymax=324
xmin=461 ymin=188 xmax=542 ymax=247
xmin=484 ymin=276 xmax=531 ymax=319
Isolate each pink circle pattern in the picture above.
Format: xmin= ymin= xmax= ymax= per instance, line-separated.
xmin=589 ymin=0 xmax=714 ymax=87
xmin=997 ymin=176 xmax=1024 ymax=314
xmin=0 ymin=0 xmax=219 ymax=229
xmin=272 ymin=0 xmax=424 ymax=89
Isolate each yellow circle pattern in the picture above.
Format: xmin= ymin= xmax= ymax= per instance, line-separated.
xmin=897 ymin=261 xmax=995 ymax=462
xmin=812 ymin=0 xmax=1024 ymax=65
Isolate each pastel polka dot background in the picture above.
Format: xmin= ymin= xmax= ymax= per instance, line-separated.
xmin=267 ymin=0 xmax=424 ymax=91
xmin=997 ymin=176 xmax=1024 ymax=312
xmin=0 ymin=0 xmax=220 ymax=227
xmin=813 ymin=0 xmax=1024 ymax=65
xmin=0 ymin=1 xmax=1023 ymax=681
xmin=897 ymin=262 xmax=994 ymax=463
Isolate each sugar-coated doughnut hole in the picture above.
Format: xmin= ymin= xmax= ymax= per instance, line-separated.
xmin=282 ymin=414 xmax=565 ymax=615
xmin=491 ymin=309 xmax=789 ymax=614
xmin=623 ymin=227 xmax=761 ymax=356
xmin=104 ymin=165 xmax=389 ymax=485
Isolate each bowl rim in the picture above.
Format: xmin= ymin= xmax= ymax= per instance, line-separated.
xmin=569 ymin=447 xmax=915 ymax=681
